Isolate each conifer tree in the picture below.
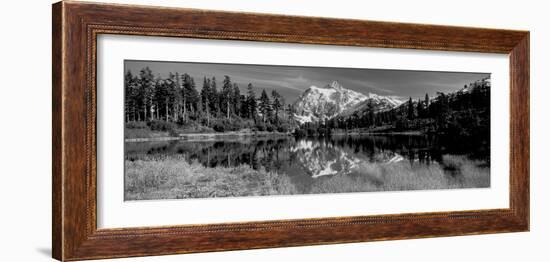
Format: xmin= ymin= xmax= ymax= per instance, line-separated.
xmin=221 ymin=76 xmax=233 ymax=119
xmin=171 ymin=73 xmax=182 ymax=121
xmin=201 ymin=77 xmax=211 ymax=126
xmin=232 ymin=83 xmax=241 ymax=118
xmin=246 ymin=83 xmax=257 ymax=122
xmin=138 ymin=67 xmax=155 ymax=121
xmin=240 ymin=94 xmax=248 ymax=118
xmin=210 ymin=76 xmax=219 ymax=116
xmin=416 ymin=98 xmax=424 ymax=118
xmin=124 ymin=71 xmax=137 ymax=122
xmin=425 ymin=93 xmax=430 ymax=117
xmin=259 ymin=89 xmax=271 ymax=123
xmin=271 ymin=90 xmax=283 ymax=124
xmin=407 ymin=97 xmax=414 ymax=120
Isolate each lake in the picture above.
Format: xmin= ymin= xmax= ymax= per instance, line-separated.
xmin=125 ymin=134 xmax=490 ymax=197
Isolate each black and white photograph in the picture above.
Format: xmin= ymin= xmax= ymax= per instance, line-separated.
xmin=124 ymin=60 xmax=491 ymax=201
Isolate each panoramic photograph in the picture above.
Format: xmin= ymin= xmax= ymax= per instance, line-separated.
xmin=123 ymin=60 xmax=491 ymax=201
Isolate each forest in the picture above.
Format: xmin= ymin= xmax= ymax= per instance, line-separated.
xmin=124 ymin=67 xmax=296 ymax=137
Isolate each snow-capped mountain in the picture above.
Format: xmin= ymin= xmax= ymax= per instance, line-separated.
xmin=459 ymin=77 xmax=491 ymax=94
xmin=292 ymin=81 xmax=368 ymax=123
xmin=338 ymin=93 xmax=404 ymax=118
xmin=292 ymin=80 xmax=404 ymax=123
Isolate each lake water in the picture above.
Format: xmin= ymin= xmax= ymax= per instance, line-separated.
xmin=126 ymin=134 xmax=490 ymax=194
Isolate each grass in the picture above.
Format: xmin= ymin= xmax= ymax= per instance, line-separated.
xmin=125 ymin=124 xmax=290 ymax=141
xmin=125 ymin=156 xmax=297 ymax=200
xmin=125 ymin=154 xmax=489 ymax=201
xmin=308 ymin=154 xmax=489 ymax=194
xmin=125 ymin=128 xmax=169 ymax=139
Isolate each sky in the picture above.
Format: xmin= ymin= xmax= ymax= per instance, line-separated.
xmin=125 ymin=60 xmax=490 ymax=104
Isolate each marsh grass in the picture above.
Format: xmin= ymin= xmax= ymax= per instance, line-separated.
xmin=125 ymin=128 xmax=169 ymax=139
xmin=125 ymin=156 xmax=297 ymax=200
xmin=309 ymin=154 xmax=489 ymax=194
xmin=125 ymin=154 xmax=489 ymax=200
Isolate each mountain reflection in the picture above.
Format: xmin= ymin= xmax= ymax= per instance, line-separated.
xmin=126 ymin=134 xmax=481 ymax=179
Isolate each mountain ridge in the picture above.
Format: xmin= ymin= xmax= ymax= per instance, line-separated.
xmin=292 ymin=80 xmax=404 ymax=123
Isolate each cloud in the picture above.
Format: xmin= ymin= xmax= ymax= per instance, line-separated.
xmin=243 ymin=78 xmax=306 ymax=92
xmin=232 ymin=73 xmax=314 ymax=92
xmin=344 ymin=79 xmax=395 ymax=94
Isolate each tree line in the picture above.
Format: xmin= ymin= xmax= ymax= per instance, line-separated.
xmin=124 ymin=67 xmax=294 ymax=133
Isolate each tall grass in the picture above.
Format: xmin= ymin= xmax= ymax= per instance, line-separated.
xmin=125 ymin=154 xmax=489 ymax=201
xmin=125 ymin=156 xmax=297 ymax=200
xmin=309 ymin=154 xmax=489 ymax=194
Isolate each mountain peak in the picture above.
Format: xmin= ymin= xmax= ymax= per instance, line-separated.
xmin=293 ymin=81 xmax=367 ymax=124
xmin=328 ymin=80 xmax=344 ymax=90
xmin=293 ymin=80 xmax=404 ymax=124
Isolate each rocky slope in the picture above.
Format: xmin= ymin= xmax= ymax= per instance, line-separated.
xmin=292 ymin=80 xmax=403 ymax=123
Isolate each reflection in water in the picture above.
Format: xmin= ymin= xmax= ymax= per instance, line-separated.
xmin=126 ymin=134 xmax=490 ymax=194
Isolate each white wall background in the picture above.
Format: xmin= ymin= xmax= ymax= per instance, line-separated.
xmin=0 ymin=0 xmax=547 ymax=261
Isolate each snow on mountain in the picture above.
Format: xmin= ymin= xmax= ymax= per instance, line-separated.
xmin=459 ymin=77 xmax=491 ymax=94
xmin=292 ymin=81 xmax=368 ymax=124
xmin=292 ymin=80 xmax=405 ymax=123
xmin=338 ymin=93 xmax=404 ymax=118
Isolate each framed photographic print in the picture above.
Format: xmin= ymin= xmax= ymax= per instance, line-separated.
xmin=52 ymin=1 xmax=529 ymax=261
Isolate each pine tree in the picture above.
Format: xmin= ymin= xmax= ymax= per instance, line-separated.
xmin=424 ymin=93 xmax=430 ymax=117
xmin=285 ymin=104 xmax=293 ymax=122
xmin=171 ymin=73 xmax=182 ymax=121
xmin=210 ymin=77 xmax=219 ymax=116
xmin=152 ymin=77 xmax=170 ymax=121
xmin=179 ymin=74 xmax=199 ymax=121
xmin=180 ymin=74 xmax=190 ymax=120
xmin=367 ymin=100 xmax=375 ymax=127
xmin=221 ymin=76 xmax=233 ymax=119
xmin=232 ymin=83 xmax=241 ymax=118
xmin=196 ymin=92 xmax=203 ymax=117
xmin=201 ymin=77 xmax=211 ymax=126
xmin=124 ymin=71 xmax=136 ymax=122
xmin=407 ymin=97 xmax=414 ymax=120
xmin=416 ymin=98 xmax=424 ymax=118
xmin=271 ymin=90 xmax=283 ymax=124
xmin=246 ymin=83 xmax=257 ymax=122
xmin=166 ymin=73 xmax=178 ymax=121
xmin=240 ymin=94 xmax=248 ymax=118
xmin=435 ymin=92 xmax=449 ymax=131
xmin=138 ymin=67 xmax=155 ymax=121
xmin=188 ymin=78 xmax=199 ymax=116
xmin=175 ymin=72 xmax=181 ymax=90
xmin=259 ymin=89 xmax=271 ymax=123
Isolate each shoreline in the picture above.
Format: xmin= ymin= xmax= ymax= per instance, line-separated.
xmin=126 ymin=130 xmax=427 ymax=142
xmin=125 ymin=131 xmax=292 ymax=142
xmin=331 ymin=130 xmax=425 ymax=136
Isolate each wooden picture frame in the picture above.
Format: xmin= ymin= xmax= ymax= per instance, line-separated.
xmin=52 ymin=1 xmax=529 ymax=261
